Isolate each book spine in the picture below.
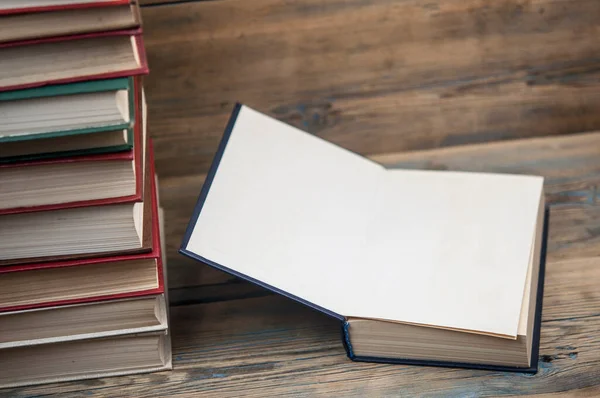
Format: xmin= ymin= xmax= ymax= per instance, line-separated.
xmin=180 ymin=104 xmax=242 ymax=250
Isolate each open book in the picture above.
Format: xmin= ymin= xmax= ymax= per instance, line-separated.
xmin=180 ymin=104 xmax=548 ymax=372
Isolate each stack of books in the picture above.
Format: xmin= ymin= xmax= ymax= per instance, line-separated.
xmin=0 ymin=1 xmax=172 ymax=388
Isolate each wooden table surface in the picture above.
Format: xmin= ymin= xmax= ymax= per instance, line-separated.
xmin=6 ymin=0 xmax=600 ymax=396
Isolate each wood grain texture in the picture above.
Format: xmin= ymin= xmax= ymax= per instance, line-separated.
xmin=142 ymin=0 xmax=600 ymax=178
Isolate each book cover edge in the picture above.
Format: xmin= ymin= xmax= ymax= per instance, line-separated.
xmin=179 ymin=103 xmax=241 ymax=251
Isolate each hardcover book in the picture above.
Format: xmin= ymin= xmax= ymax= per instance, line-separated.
xmin=0 ymin=28 xmax=148 ymax=92
xmin=0 ymin=295 xmax=168 ymax=349
xmin=180 ymin=104 xmax=549 ymax=373
xmin=0 ymin=332 xmax=171 ymax=388
xmin=0 ymin=1 xmax=139 ymax=43
xmin=0 ymin=77 xmax=136 ymax=162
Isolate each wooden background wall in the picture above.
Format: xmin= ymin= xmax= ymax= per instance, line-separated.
xmin=139 ymin=0 xmax=600 ymax=303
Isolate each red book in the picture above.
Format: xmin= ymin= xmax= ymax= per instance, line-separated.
xmin=0 ymin=79 xmax=145 ymax=215
xmin=0 ymin=0 xmax=130 ymax=16
xmin=0 ymin=28 xmax=148 ymax=92
xmin=0 ymin=153 xmax=163 ymax=313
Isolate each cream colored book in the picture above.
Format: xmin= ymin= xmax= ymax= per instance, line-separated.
xmin=0 ymin=250 xmax=162 ymax=311
xmin=0 ymin=332 xmax=171 ymax=389
xmin=180 ymin=104 xmax=548 ymax=372
xmin=0 ymin=295 xmax=168 ymax=349
xmin=0 ymin=80 xmax=131 ymax=140
xmin=0 ymin=28 xmax=146 ymax=92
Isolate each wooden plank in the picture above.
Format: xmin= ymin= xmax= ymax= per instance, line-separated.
xmin=7 ymin=294 xmax=600 ymax=397
xmin=142 ymin=0 xmax=600 ymax=178
xmin=161 ymin=131 xmax=600 ymax=290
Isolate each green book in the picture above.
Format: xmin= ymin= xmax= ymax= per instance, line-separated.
xmin=0 ymin=78 xmax=136 ymax=162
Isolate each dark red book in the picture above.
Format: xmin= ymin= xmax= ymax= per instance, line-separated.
xmin=0 ymin=148 xmax=163 ymax=313
xmin=0 ymin=79 xmax=144 ymax=215
xmin=0 ymin=28 xmax=148 ymax=92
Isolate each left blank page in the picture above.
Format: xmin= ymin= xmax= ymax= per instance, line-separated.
xmin=185 ymin=105 xmax=383 ymax=314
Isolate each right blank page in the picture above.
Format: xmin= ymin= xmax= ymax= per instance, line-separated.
xmin=355 ymin=170 xmax=544 ymax=338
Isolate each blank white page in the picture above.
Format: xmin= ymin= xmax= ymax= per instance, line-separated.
xmin=359 ymin=170 xmax=543 ymax=337
xmin=185 ymin=105 xmax=543 ymax=338
xmin=186 ymin=105 xmax=384 ymax=314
